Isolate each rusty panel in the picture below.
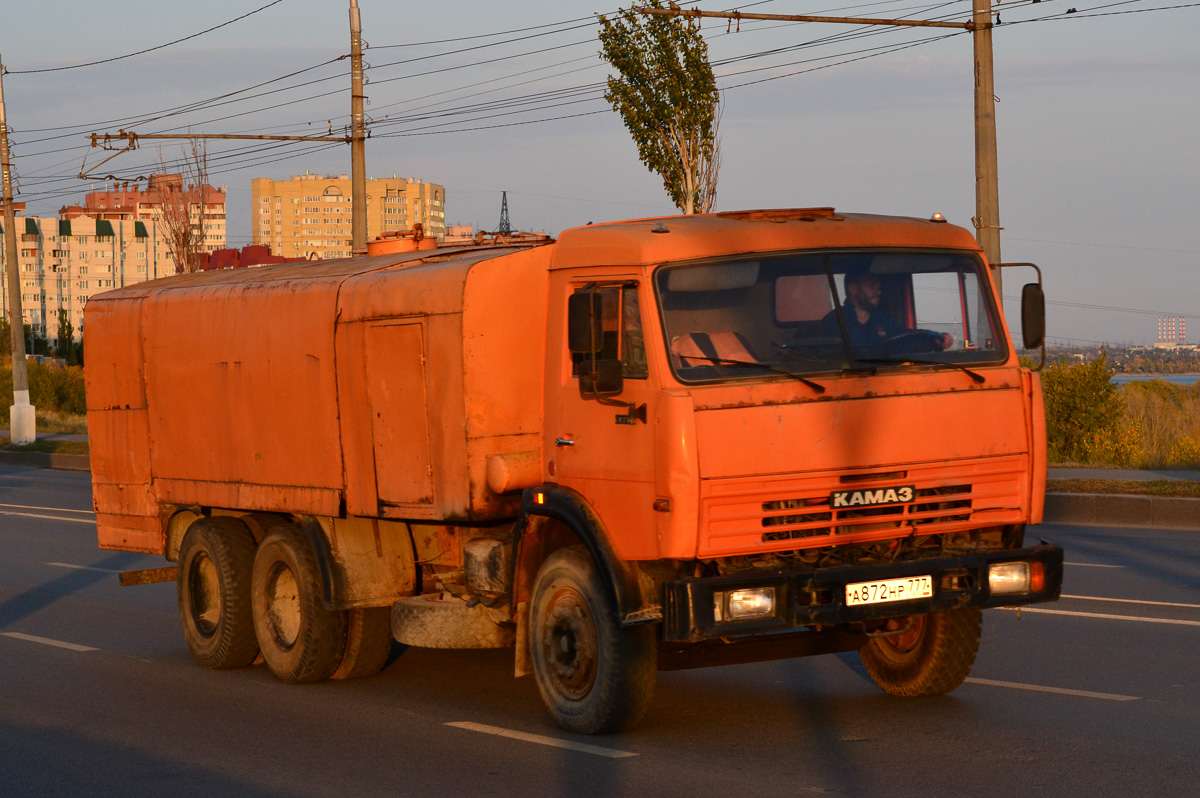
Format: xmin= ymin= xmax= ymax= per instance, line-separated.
xmin=88 ymin=409 xmax=152 ymax=486
xmin=365 ymin=322 xmax=436 ymax=507
xmin=335 ymin=320 xmax=378 ymax=516
xmin=97 ymin=514 xmax=164 ymax=554
xmin=139 ymin=279 xmax=343 ymax=492
xmin=461 ymin=247 xmax=551 ymax=440
xmin=83 ymin=296 xmax=147 ymax=411
xmin=336 ymin=250 xmax=516 ymax=323
xmin=154 ymin=479 xmax=341 ymax=517
xmin=423 ymin=313 xmax=471 ymax=517
xmin=92 ymin=481 xmax=158 ymax=520
xmin=321 ymin=517 xmax=417 ymax=606
xmin=692 ymin=387 xmax=1030 ymax=479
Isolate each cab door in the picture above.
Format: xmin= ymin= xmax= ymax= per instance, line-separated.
xmin=544 ymin=277 xmax=660 ymax=560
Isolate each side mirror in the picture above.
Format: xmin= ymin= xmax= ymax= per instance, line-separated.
xmin=1021 ymin=282 xmax=1045 ymax=350
xmin=568 ymin=292 xmax=602 ymax=354
xmin=580 ymin=359 xmax=624 ymax=396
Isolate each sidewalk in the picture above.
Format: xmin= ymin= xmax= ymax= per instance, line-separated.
xmin=0 ymin=429 xmax=91 ymax=471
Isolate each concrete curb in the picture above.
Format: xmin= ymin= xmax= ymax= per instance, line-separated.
xmin=0 ymin=450 xmax=91 ymax=472
xmin=1043 ymin=492 xmax=1200 ymax=529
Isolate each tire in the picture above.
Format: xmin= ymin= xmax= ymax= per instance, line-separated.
xmin=331 ymin=607 xmax=394 ymax=680
xmin=858 ymin=608 xmax=982 ymax=697
xmin=251 ymin=525 xmax=347 ymax=684
xmin=176 ymin=517 xmax=260 ymax=669
xmin=391 ymin=593 xmax=516 ymax=650
xmin=530 ymin=546 xmax=656 ymax=734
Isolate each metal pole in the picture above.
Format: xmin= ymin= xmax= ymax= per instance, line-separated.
xmin=972 ymin=0 xmax=1002 ymax=293
xmin=349 ymin=0 xmax=368 ymax=254
xmin=1 ymin=55 xmax=35 ymax=444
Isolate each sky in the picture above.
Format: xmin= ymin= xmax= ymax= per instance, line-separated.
xmin=2 ymin=0 xmax=1198 ymax=346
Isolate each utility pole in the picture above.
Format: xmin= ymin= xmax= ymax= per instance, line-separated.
xmin=972 ymin=0 xmax=1002 ymax=293
xmin=85 ymin=3 xmax=370 ymax=256
xmin=349 ymin=0 xmax=368 ymax=254
xmin=640 ymin=5 xmax=1005 ymax=289
xmin=1 ymin=54 xmax=36 ymax=444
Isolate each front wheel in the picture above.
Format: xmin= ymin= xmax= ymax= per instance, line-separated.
xmin=858 ymin=608 xmax=981 ymax=696
xmin=530 ymin=546 xmax=656 ymax=734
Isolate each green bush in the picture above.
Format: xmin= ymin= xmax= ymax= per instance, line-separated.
xmin=1041 ymin=351 xmax=1132 ymax=464
xmin=1 ymin=358 xmax=88 ymax=427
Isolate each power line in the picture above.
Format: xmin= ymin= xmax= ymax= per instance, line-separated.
xmin=4 ymin=1 xmax=287 ymax=75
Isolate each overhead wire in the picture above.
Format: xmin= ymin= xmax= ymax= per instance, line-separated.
xmin=3 ymin=1 xmax=287 ymax=75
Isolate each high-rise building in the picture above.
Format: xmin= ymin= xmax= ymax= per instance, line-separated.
xmin=1 ymin=207 xmax=174 ymax=344
xmin=1157 ymin=315 xmax=1186 ymax=346
xmin=83 ymin=173 xmax=227 ymax=262
xmin=250 ymin=173 xmax=445 ymax=259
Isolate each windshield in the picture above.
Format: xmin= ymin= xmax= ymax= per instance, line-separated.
xmin=654 ymin=250 xmax=1007 ymax=383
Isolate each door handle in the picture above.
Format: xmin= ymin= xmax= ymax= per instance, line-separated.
xmin=555 ymin=437 xmax=575 ymax=447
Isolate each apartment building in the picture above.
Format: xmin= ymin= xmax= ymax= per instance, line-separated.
xmin=251 ymin=173 xmax=445 ymax=259
xmin=84 ymin=173 xmax=227 ymax=258
xmin=1 ymin=208 xmax=173 ymax=344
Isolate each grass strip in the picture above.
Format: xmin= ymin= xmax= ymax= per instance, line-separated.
xmin=1046 ymin=478 xmax=1200 ymax=499
xmin=0 ymin=438 xmax=90 ymax=455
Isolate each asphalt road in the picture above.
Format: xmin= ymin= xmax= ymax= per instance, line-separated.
xmin=2 ymin=464 xmax=1199 ymax=797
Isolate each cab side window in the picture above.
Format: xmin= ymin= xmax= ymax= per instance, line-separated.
xmin=570 ymin=284 xmax=647 ymax=380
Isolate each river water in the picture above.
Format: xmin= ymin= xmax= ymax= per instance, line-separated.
xmin=1111 ymin=374 xmax=1200 ymax=386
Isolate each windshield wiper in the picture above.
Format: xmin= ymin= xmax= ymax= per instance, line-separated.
xmin=684 ymin=356 xmax=826 ymax=393
xmin=852 ymin=356 xmax=986 ymax=384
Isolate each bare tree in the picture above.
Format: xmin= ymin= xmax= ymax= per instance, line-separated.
xmin=156 ymin=139 xmax=211 ymax=273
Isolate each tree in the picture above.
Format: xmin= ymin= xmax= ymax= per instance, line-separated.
xmin=156 ymin=139 xmax=213 ymax=273
xmin=598 ymin=0 xmax=722 ymax=215
xmin=56 ymin=311 xmax=74 ymax=361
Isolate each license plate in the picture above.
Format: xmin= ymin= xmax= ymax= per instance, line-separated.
xmin=845 ymin=575 xmax=933 ymax=606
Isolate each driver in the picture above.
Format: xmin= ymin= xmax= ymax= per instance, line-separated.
xmin=821 ymin=265 xmax=953 ymax=351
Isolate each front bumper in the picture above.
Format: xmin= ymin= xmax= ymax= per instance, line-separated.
xmin=662 ymin=543 xmax=1063 ymax=642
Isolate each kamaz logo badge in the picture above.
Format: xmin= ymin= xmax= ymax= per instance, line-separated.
xmin=831 ymin=485 xmax=915 ymax=509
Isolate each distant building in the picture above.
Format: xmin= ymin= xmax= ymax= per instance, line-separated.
xmin=250 ymin=173 xmax=445 ymax=259
xmin=1 ymin=206 xmax=174 ymax=344
xmin=82 ymin=173 xmax=227 ymax=264
xmin=1156 ymin=315 xmax=1186 ymax=347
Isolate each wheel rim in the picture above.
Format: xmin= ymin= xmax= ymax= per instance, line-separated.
xmin=264 ymin=562 xmax=301 ymax=650
xmin=873 ymin=615 xmax=926 ymax=665
xmin=540 ymin=586 xmax=598 ymax=700
xmin=188 ymin=552 xmax=221 ymax=638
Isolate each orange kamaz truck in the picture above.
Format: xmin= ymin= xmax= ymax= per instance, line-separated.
xmin=86 ymin=208 xmax=1061 ymax=734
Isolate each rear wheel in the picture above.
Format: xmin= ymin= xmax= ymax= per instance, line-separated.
xmin=331 ymin=607 xmax=394 ymax=680
xmin=858 ymin=608 xmax=981 ymax=696
xmin=530 ymin=546 xmax=656 ymax=734
xmin=177 ymin=517 xmax=259 ymax=669
xmin=251 ymin=525 xmax=346 ymax=684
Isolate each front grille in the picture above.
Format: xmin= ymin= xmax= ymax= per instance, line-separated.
xmin=700 ymin=457 xmax=1027 ymax=558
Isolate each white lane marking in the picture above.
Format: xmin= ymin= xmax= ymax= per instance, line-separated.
xmin=1065 ymin=562 xmax=1124 ymax=569
xmin=1062 ymin=594 xmax=1200 ymax=610
xmin=446 ymin=722 xmax=638 ymax=759
xmin=0 ymin=632 xmax=98 ymax=652
xmin=0 ymin=503 xmax=93 ymax=515
xmin=46 ymin=562 xmax=123 ymax=574
xmin=1000 ymin=607 xmax=1200 ymax=627
xmin=0 ymin=510 xmax=95 ymax=524
xmin=965 ymin=678 xmax=1139 ymax=702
